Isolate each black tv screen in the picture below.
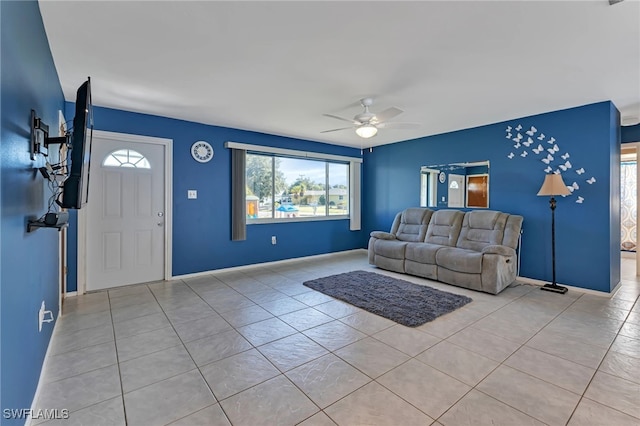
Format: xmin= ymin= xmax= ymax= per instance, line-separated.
xmin=60 ymin=77 xmax=92 ymax=209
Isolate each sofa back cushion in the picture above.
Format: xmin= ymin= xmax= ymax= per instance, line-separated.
xmin=503 ymin=214 xmax=524 ymax=249
xmin=424 ymin=210 xmax=464 ymax=246
xmin=391 ymin=208 xmax=433 ymax=242
xmin=456 ymin=210 xmax=509 ymax=251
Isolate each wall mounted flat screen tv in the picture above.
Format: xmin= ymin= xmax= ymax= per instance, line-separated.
xmin=59 ymin=77 xmax=93 ymax=209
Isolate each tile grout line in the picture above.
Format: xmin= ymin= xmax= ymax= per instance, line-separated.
xmin=564 ymin=292 xmax=640 ymax=425
xmin=47 ymin=255 xmax=640 ymax=425
xmin=145 ymin=279 xmax=235 ymax=425
xmin=107 ymin=288 xmax=129 ymax=425
xmin=389 ymin=285 xmax=579 ymax=425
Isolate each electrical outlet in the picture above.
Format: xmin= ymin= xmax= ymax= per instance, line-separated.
xmin=271 ymin=236 xmax=277 ymax=245
xmin=187 ymin=190 xmax=197 ymax=199
xmin=38 ymin=301 xmax=53 ymax=332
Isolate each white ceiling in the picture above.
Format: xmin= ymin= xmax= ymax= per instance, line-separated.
xmin=39 ymin=0 xmax=640 ymax=149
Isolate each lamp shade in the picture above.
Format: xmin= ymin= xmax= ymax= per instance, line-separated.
xmin=355 ymin=124 xmax=378 ymax=138
xmin=537 ymin=173 xmax=571 ymax=196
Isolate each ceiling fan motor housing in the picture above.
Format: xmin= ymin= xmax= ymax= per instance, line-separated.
xmin=355 ymin=112 xmax=376 ymax=123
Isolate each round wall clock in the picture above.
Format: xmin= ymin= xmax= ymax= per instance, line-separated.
xmin=439 ymin=171 xmax=446 ymax=183
xmin=191 ymin=141 xmax=214 ymax=163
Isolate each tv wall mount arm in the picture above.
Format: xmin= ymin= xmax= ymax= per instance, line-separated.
xmin=30 ymin=109 xmax=69 ymax=160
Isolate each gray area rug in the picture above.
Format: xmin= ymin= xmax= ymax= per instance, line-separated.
xmin=303 ymin=270 xmax=473 ymax=327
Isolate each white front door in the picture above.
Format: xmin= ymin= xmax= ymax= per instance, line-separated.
xmin=86 ymin=137 xmax=166 ymax=291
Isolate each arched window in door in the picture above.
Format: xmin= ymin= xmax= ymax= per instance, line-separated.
xmin=102 ymin=149 xmax=151 ymax=169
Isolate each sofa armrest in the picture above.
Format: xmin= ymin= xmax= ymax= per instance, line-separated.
xmin=481 ymin=245 xmax=516 ymax=256
xmin=370 ymin=231 xmax=396 ymax=240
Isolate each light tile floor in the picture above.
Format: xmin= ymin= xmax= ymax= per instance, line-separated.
xmin=35 ymin=251 xmax=640 ymax=425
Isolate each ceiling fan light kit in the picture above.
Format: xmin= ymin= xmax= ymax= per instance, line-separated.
xmin=322 ymin=97 xmax=418 ymax=139
xmin=355 ymin=124 xmax=378 ymax=138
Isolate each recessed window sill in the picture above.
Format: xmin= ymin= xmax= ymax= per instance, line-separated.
xmin=248 ymin=215 xmax=349 ymax=225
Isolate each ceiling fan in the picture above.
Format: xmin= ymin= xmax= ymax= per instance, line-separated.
xmin=322 ymin=98 xmax=419 ymax=138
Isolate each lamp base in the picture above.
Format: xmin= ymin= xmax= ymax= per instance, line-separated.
xmin=540 ymin=284 xmax=568 ymax=294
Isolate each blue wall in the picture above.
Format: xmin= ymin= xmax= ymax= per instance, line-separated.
xmin=622 ymin=123 xmax=640 ymax=143
xmin=64 ymin=106 xmax=365 ymax=291
xmin=1 ymin=1 xmax=65 ymax=423
xmin=363 ymin=102 xmax=620 ymax=292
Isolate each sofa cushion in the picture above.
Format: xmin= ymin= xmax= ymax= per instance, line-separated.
xmin=373 ymin=239 xmax=408 ymax=259
xmin=436 ymin=247 xmax=483 ymax=274
xmin=395 ymin=208 xmax=433 ymax=242
xmin=405 ymin=242 xmax=444 ymax=264
xmin=424 ymin=210 xmax=464 ymax=246
xmin=456 ymin=210 xmax=508 ymax=252
xmin=502 ymin=215 xmax=524 ymax=249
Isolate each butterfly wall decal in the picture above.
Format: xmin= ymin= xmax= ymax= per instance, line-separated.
xmin=542 ymin=154 xmax=554 ymax=164
xmin=559 ymin=161 xmax=572 ymax=171
xmin=501 ymin=123 xmax=594 ymax=209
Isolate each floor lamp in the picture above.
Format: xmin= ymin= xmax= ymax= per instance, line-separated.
xmin=537 ymin=173 xmax=571 ymax=294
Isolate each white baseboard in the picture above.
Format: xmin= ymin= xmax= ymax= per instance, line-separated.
xmin=173 ymin=248 xmax=368 ymax=280
xmin=64 ymin=291 xmax=77 ymax=298
xmin=26 ymin=312 xmax=60 ymax=426
xmin=517 ymin=276 xmax=619 ymax=297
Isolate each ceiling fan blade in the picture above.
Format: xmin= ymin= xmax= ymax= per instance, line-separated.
xmin=323 ymin=113 xmax=359 ymax=125
xmin=376 ymin=122 xmax=420 ymax=129
xmin=374 ymin=107 xmax=403 ymax=123
xmin=320 ymin=126 xmax=355 ymax=134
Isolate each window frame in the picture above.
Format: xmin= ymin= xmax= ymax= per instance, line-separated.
xmin=226 ymin=141 xmax=362 ymax=230
xmin=245 ymin=152 xmax=350 ymax=224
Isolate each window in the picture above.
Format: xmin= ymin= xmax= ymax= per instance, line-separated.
xmin=246 ymin=153 xmax=349 ymax=221
xmin=103 ymin=149 xmax=150 ymax=169
xmin=227 ymin=141 xmax=361 ymax=233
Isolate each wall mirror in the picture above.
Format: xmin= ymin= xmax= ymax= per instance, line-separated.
xmin=420 ymin=161 xmax=490 ymax=209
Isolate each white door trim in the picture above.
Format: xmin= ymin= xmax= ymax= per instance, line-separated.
xmin=77 ymin=130 xmax=173 ymax=295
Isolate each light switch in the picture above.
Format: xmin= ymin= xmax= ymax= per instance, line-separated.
xmin=188 ymin=190 xmax=197 ymax=199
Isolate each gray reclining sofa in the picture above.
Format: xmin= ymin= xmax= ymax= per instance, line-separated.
xmin=368 ymin=208 xmax=523 ymax=294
